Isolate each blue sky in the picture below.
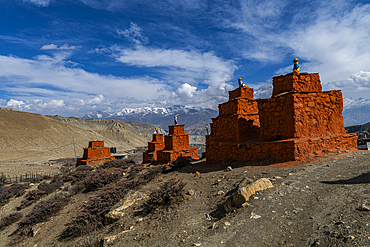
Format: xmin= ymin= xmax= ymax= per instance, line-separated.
xmin=1 ymin=0 xmax=370 ymax=116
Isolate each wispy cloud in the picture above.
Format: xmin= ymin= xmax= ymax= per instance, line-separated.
xmin=41 ymin=43 xmax=80 ymax=50
xmin=117 ymin=22 xmax=149 ymax=45
xmin=23 ymin=0 xmax=52 ymax=7
xmin=112 ymin=46 xmax=236 ymax=87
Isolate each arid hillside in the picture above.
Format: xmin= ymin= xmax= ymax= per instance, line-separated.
xmin=0 ymin=109 xmax=160 ymax=165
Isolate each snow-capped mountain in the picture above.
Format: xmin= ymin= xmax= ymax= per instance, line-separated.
xmin=82 ymin=105 xmax=218 ymax=135
xmin=343 ymin=98 xmax=370 ymax=126
xmin=81 ymin=98 xmax=370 ymax=134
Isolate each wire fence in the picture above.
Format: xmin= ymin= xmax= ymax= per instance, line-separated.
xmin=0 ymin=172 xmax=58 ymax=184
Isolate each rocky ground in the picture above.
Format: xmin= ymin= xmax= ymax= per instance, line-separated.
xmin=1 ymin=150 xmax=370 ymax=247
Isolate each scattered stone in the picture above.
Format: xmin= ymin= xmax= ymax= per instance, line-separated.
xmin=228 ymin=178 xmax=273 ymax=207
xmin=347 ymin=235 xmax=355 ymax=240
xmin=192 ymin=243 xmax=202 ymax=246
xmin=224 ymin=222 xmax=231 ymax=226
xmin=137 ymin=218 xmax=143 ymax=223
xmin=29 ymin=183 xmax=34 ymax=186
xmin=335 ymin=221 xmax=344 ymax=225
xmin=358 ymin=204 xmax=370 ymax=211
xmin=250 ymin=212 xmax=261 ymax=219
xmin=210 ymin=222 xmax=218 ymax=230
xmin=217 ymin=190 xmax=225 ymax=196
xmin=195 ymin=171 xmax=201 ymax=177
xmin=101 ymin=235 xmax=117 ymax=246
xmin=105 ymin=190 xmax=148 ymax=223
xmin=226 ymin=166 xmax=232 ymax=171
xmin=288 ymin=173 xmax=293 ymax=176
xmin=273 ymin=176 xmax=282 ymax=179
xmin=187 ymin=189 xmax=195 ymax=196
xmin=242 ymin=202 xmax=250 ymax=207
xmin=30 ymin=222 xmax=44 ymax=237
xmin=205 ymin=214 xmax=211 ymax=221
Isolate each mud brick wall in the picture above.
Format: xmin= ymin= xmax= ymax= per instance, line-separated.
xmin=89 ymin=141 xmax=105 ymax=148
xmin=152 ymin=134 xmax=164 ymax=143
xmin=218 ymin=99 xmax=258 ymax=117
xmin=211 ymin=115 xmax=260 ymax=143
xmin=272 ymin=73 xmax=322 ymax=97
xmin=229 ymin=87 xmax=254 ymax=100
xmin=147 ymin=134 xmax=165 ymax=152
xmin=82 ymin=147 xmax=112 ymax=160
xmin=258 ymin=90 xmax=346 ymax=141
xmin=258 ymin=94 xmax=295 ymax=141
xmin=164 ymin=135 xmax=190 ymax=151
xmin=292 ymin=90 xmax=346 ymax=138
xmin=157 ymin=148 xmax=198 ymax=163
xmin=169 ymin=125 xmax=186 ymax=135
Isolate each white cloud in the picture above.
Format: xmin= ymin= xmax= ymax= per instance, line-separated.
xmin=112 ymin=46 xmax=236 ymax=87
xmin=23 ymin=0 xmax=51 ymax=7
xmin=6 ymin=99 xmax=26 ymax=108
xmin=174 ymin=83 xmax=197 ymax=101
xmin=0 ymin=53 xmax=172 ymax=115
xmin=41 ymin=43 xmax=79 ymax=50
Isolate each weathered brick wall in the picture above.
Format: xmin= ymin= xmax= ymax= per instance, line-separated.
xmin=77 ymin=140 xmax=114 ymax=166
xmin=229 ymin=87 xmax=254 ymax=100
xmin=157 ymin=148 xmax=198 ymax=164
xmin=211 ymin=115 xmax=259 ymax=143
xmin=292 ymin=90 xmax=346 ymax=138
xmin=169 ymin=125 xmax=185 ymax=135
xmin=164 ymin=135 xmax=190 ymax=151
xmin=89 ymin=141 xmax=105 ymax=148
xmin=259 ymin=90 xmax=346 ymax=141
xmin=218 ymin=99 xmax=258 ymax=117
xmin=258 ymin=95 xmax=295 ymax=141
xmin=272 ymin=73 xmax=322 ymax=97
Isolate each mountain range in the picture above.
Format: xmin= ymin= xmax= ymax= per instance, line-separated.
xmin=82 ymin=105 xmax=218 ymax=135
xmin=81 ymin=98 xmax=370 ymax=132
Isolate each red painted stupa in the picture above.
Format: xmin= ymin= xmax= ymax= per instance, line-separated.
xmin=206 ymin=72 xmax=357 ymax=166
xmin=76 ymin=140 xmax=114 ymax=166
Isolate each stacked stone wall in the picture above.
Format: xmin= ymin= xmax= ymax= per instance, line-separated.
xmin=164 ymin=135 xmax=190 ymax=151
xmin=143 ymin=134 xmax=165 ymax=163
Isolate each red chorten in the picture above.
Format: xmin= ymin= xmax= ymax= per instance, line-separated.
xmin=143 ymin=125 xmax=199 ymax=164
xmin=206 ymin=73 xmax=357 ymax=166
xmin=76 ymin=140 xmax=114 ymax=166
xmin=142 ymin=134 xmax=165 ymax=163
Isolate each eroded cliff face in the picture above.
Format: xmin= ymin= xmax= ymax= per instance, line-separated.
xmin=206 ymin=73 xmax=357 ymax=166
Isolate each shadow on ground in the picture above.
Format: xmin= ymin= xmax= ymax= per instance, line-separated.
xmin=322 ymin=171 xmax=370 ymax=184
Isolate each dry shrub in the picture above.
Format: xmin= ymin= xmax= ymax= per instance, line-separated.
xmin=16 ymin=196 xmax=69 ymax=236
xmin=17 ymin=190 xmax=46 ymax=211
xmin=61 ymin=165 xmax=165 ymax=239
xmin=0 ymin=184 xmax=29 ymax=207
xmin=144 ymin=178 xmax=187 ymax=214
xmin=101 ymin=159 xmax=135 ymax=170
xmin=63 ymin=165 xmax=94 ymax=184
xmin=17 ymin=181 xmax=65 ymax=211
xmin=38 ymin=181 xmax=64 ymax=194
xmin=83 ymin=167 xmax=124 ymax=192
xmin=0 ymin=212 xmax=23 ymax=231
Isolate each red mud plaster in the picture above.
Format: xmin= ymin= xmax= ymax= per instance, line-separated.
xmin=77 ymin=141 xmax=114 ymax=166
xmin=153 ymin=125 xmax=198 ymax=163
xmin=142 ymin=134 xmax=165 ymax=163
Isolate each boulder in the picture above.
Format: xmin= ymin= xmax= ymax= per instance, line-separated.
xmin=228 ymin=178 xmax=273 ymax=207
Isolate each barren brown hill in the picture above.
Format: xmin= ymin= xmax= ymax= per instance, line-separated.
xmin=0 ymin=109 xmax=159 ymax=165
